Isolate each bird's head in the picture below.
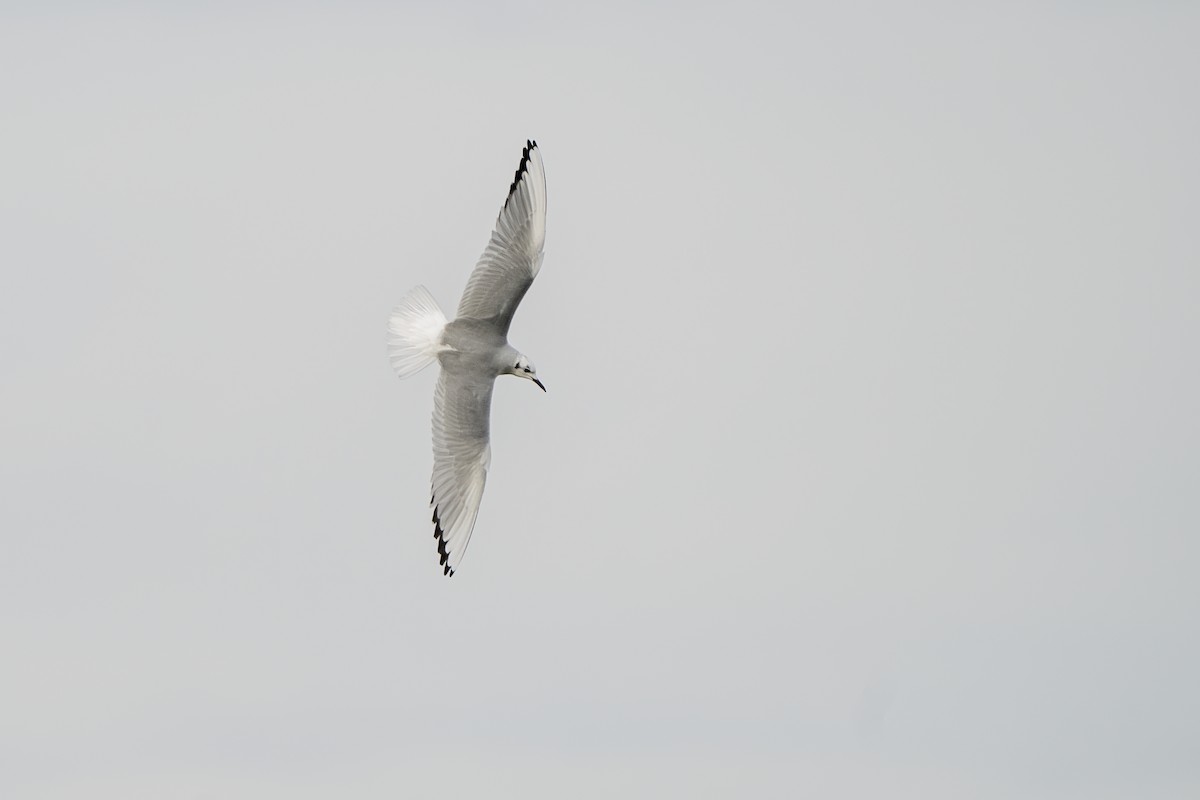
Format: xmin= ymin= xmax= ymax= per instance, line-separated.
xmin=511 ymin=355 xmax=546 ymax=392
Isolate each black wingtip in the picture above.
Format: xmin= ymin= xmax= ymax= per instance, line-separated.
xmin=504 ymin=139 xmax=538 ymax=209
xmin=433 ymin=501 xmax=454 ymax=575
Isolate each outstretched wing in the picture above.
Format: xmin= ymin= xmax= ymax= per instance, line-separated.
xmin=456 ymin=140 xmax=547 ymax=336
xmin=430 ymin=368 xmax=495 ymax=576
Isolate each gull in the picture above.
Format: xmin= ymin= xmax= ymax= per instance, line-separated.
xmin=387 ymin=140 xmax=548 ymax=576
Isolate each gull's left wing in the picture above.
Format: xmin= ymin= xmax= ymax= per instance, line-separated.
xmin=455 ymin=140 xmax=547 ymax=335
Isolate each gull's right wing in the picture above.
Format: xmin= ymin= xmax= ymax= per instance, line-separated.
xmin=429 ymin=369 xmax=494 ymax=576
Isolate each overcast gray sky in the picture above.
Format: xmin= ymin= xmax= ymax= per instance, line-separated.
xmin=2 ymin=2 xmax=1198 ymax=798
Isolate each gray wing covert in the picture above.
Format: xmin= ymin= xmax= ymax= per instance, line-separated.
xmin=455 ymin=140 xmax=547 ymax=336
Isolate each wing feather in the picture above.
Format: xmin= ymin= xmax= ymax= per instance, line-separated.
xmin=430 ymin=369 xmax=494 ymax=576
xmin=455 ymin=140 xmax=547 ymax=335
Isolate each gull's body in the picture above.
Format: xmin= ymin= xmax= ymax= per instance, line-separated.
xmin=387 ymin=141 xmax=548 ymax=576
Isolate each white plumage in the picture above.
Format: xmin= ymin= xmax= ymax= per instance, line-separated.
xmin=388 ymin=141 xmax=548 ymax=576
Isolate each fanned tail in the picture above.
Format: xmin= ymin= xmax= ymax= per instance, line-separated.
xmin=387 ymin=285 xmax=448 ymax=378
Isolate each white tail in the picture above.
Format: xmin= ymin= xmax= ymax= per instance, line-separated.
xmin=387 ymin=285 xmax=448 ymax=378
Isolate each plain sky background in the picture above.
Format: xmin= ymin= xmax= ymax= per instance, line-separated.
xmin=2 ymin=2 xmax=1198 ymax=798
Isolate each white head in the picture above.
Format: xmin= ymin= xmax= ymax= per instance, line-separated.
xmin=510 ymin=354 xmax=546 ymax=391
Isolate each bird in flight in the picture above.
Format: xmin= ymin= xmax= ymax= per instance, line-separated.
xmin=387 ymin=140 xmax=548 ymax=576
